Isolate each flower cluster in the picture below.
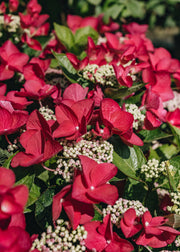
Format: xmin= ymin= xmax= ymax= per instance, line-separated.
xmin=39 ymin=106 xmax=56 ymax=121
xmin=167 ymin=191 xmax=180 ymax=215
xmin=31 ymin=219 xmax=87 ymax=252
xmin=163 ymin=91 xmax=180 ymax=112
xmin=55 ymin=137 xmax=113 ymax=182
xmin=102 ymin=198 xmax=148 ymax=227
xmin=175 ymin=235 xmax=180 ymax=247
xmin=140 ymin=159 xmax=174 ymax=181
xmin=125 ymin=103 xmax=145 ymax=129
xmin=0 ymin=0 xmax=180 ymax=251
xmin=82 ymin=63 xmax=117 ymax=86
xmin=0 ymin=167 xmax=31 ymax=251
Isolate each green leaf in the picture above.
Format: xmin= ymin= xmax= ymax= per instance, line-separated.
xmin=54 ymin=23 xmax=74 ymax=51
xmin=112 ymin=139 xmax=146 ymax=181
xmin=87 ymin=0 xmax=102 ymax=5
xmin=169 ymin=156 xmax=180 ymax=188
xmin=104 ymin=83 xmax=145 ymax=99
xmin=169 ymin=124 xmax=180 ymax=148
xmin=103 ymin=4 xmax=124 ymax=22
xmin=0 ymin=148 xmax=11 ymax=167
xmin=35 ymin=188 xmax=55 ymax=229
xmin=75 ymin=26 xmax=99 ymax=49
xmin=139 ymin=128 xmax=172 ymax=143
xmin=165 ymin=160 xmax=177 ymax=191
xmin=159 ymin=143 xmax=179 ymax=159
xmin=53 ymin=52 xmax=79 ymax=83
xmin=14 ymin=166 xmax=41 ymax=209
xmin=125 ymin=0 xmax=145 ymax=19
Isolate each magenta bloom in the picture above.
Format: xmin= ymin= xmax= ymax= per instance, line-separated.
xmin=53 ymin=99 xmax=94 ymax=140
xmin=72 ymin=155 xmax=118 ymax=205
xmin=52 ymin=184 xmax=94 ymax=230
xmin=84 ymin=214 xmax=134 ymax=252
xmin=0 ymin=100 xmax=28 ymax=135
xmin=0 ymin=40 xmax=29 ymax=81
xmin=166 ymin=108 xmax=180 ymax=128
xmin=0 ymin=226 xmax=32 ymax=252
xmin=120 ymin=208 xmax=142 ymax=238
xmin=99 ymin=98 xmax=143 ymax=146
xmin=11 ymin=110 xmax=62 ymax=167
xmin=135 ymin=211 xmax=180 ymax=248
xmin=0 ymin=167 xmax=29 ymax=229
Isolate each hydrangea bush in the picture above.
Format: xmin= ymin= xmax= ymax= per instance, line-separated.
xmin=0 ymin=0 xmax=180 ymax=251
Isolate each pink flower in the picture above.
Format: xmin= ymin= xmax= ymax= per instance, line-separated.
xmin=11 ymin=110 xmax=62 ymax=167
xmin=52 ymin=184 xmax=94 ymax=230
xmin=99 ymin=98 xmax=143 ymax=146
xmin=120 ymin=208 xmax=142 ymax=238
xmin=9 ymin=0 xmax=19 ymax=12
xmin=67 ymin=15 xmax=99 ymax=33
xmin=141 ymin=88 xmax=167 ymax=130
xmin=0 ymin=100 xmax=28 ymax=136
xmin=135 ymin=211 xmax=180 ymax=248
xmin=0 ymin=167 xmax=28 ymax=229
xmin=84 ymin=214 xmax=134 ymax=252
xmin=0 ymin=40 xmax=29 ymax=81
xmin=166 ymin=108 xmax=180 ymax=128
xmin=0 ymin=226 xmax=32 ymax=252
xmin=123 ymin=22 xmax=148 ymax=35
xmin=53 ymin=99 xmax=94 ymax=140
xmin=72 ymin=155 xmax=118 ymax=205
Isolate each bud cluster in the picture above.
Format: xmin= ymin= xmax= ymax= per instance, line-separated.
xmin=175 ymin=235 xmax=180 ymax=247
xmin=31 ymin=219 xmax=87 ymax=252
xmin=163 ymin=91 xmax=180 ymax=111
xmin=125 ymin=103 xmax=145 ymax=130
xmin=102 ymin=198 xmax=147 ymax=227
xmin=82 ymin=64 xmax=117 ymax=86
xmin=55 ymin=137 xmax=114 ymax=182
xmin=39 ymin=106 xmax=56 ymax=121
xmin=140 ymin=159 xmax=174 ymax=181
xmin=167 ymin=191 xmax=180 ymax=215
xmin=7 ymin=143 xmax=18 ymax=152
xmin=0 ymin=14 xmax=20 ymax=34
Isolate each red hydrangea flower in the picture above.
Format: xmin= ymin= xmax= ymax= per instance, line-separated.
xmin=52 ymin=184 xmax=94 ymax=230
xmin=11 ymin=110 xmax=62 ymax=167
xmin=0 ymin=226 xmax=32 ymax=252
xmin=53 ymin=99 xmax=94 ymax=140
xmin=166 ymin=108 xmax=180 ymax=128
xmin=0 ymin=100 xmax=28 ymax=136
xmin=135 ymin=211 xmax=180 ymax=248
xmin=84 ymin=214 xmax=134 ymax=252
xmin=141 ymin=88 xmax=167 ymax=130
xmin=0 ymin=40 xmax=29 ymax=81
xmin=120 ymin=208 xmax=142 ymax=238
xmin=9 ymin=0 xmax=19 ymax=12
xmin=72 ymin=155 xmax=118 ymax=205
xmin=0 ymin=167 xmax=29 ymax=229
xmin=99 ymin=98 xmax=143 ymax=146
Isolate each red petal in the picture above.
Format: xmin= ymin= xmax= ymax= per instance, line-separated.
xmin=52 ymin=185 xmax=71 ymax=222
xmin=0 ymin=167 xmax=15 ymax=187
xmin=63 ymin=83 xmax=88 ymax=102
xmin=90 ymin=163 xmax=117 ymax=187
xmin=10 ymin=185 xmax=29 ymax=208
xmin=87 ymin=184 xmax=118 ymax=205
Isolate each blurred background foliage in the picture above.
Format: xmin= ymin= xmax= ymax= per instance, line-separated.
xmin=22 ymin=0 xmax=180 ymax=58
xmin=37 ymin=0 xmax=180 ymax=28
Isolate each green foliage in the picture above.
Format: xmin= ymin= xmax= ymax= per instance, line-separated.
xmin=104 ymin=83 xmax=145 ymax=99
xmin=0 ymin=148 xmax=11 ymax=167
xmin=52 ymin=52 xmax=79 ymax=83
xmin=35 ymin=188 xmax=55 ymax=229
xmin=54 ymin=23 xmax=98 ymax=55
xmin=111 ymin=137 xmax=146 ymax=182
